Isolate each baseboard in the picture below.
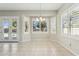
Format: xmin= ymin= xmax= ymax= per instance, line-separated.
xmin=56 ymin=40 xmax=77 ymax=56
xmin=0 ymin=41 xmax=18 ymax=43
xmin=21 ymin=39 xmax=31 ymax=42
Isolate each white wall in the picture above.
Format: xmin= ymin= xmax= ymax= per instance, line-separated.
xmin=56 ymin=3 xmax=79 ymax=55
xmin=22 ymin=16 xmax=57 ymax=42
xmin=0 ymin=10 xmax=57 ymax=42
xmin=22 ymin=16 xmax=31 ymax=41
xmin=0 ymin=10 xmax=56 ymax=16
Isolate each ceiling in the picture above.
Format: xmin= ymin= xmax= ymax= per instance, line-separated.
xmin=0 ymin=3 xmax=63 ymax=10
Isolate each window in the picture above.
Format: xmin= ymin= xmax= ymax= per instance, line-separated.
xmin=23 ymin=16 xmax=29 ymax=32
xmin=61 ymin=10 xmax=79 ymax=36
xmin=32 ymin=17 xmax=40 ymax=31
xmin=32 ymin=16 xmax=47 ymax=32
xmin=25 ymin=21 xmax=28 ymax=32
xmin=71 ymin=11 xmax=79 ymax=35
xmin=51 ymin=17 xmax=56 ymax=33
xmin=0 ymin=16 xmax=19 ymax=41
xmin=61 ymin=12 xmax=70 ymax=34
xmin=40 ymin=17 xmax=47 ymax=32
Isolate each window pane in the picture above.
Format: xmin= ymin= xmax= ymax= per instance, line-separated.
xmin=71 ymin=11 xmax=79 ymax=35
xmin=32 ymin=16 xmax=48 ymax=32
xmin=40 ymin=17 xmax=47 ymax=32
xmin=51 ymin=17 xmax=56 ymax=33
xmin=25 ymin=21 xmax=28 ymax=32
xmin=11 ymin=17 xmax=17 ymax=39
xmin=61 ymin=13 xmax=70 ymax=34
xmin=32 ymin=17 xmax=40 ymax=31
xmin=2 ymin=17 xmax=10 ymax=40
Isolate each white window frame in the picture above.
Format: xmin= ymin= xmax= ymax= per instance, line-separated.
xmin=31 ymin=16 xmax=49 ymax=33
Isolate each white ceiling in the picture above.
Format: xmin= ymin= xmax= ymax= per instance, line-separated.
xmin=0 ymin=3 xmax=63 ymax=10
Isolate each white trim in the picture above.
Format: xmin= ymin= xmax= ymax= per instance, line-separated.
xmin=56 ymin=40 xmax=77 ymax=56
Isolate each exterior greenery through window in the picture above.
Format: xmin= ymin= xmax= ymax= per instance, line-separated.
xmin=32 ymin=16 xmax=47 ymax=32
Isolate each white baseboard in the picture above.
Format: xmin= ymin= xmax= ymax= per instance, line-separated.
xmin=56 ymin=40 xmax=77 ymax=56
xmin=21 ymin=39 xmax=31 ymax=42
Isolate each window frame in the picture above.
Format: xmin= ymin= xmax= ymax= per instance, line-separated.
xmin=31 ymin=16 xmax=49 ymax=33
xmin=50 ymin=16 xmax=56 ymax=34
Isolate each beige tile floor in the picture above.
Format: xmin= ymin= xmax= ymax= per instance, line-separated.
xmin=0 ymin=39 xmax=74 ymax=56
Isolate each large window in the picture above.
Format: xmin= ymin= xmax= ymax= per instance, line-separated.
xmin=32 ymin=16 xmax=47 ymax=32
xmin=0 ymin=16 xmax=19 ymax=41
xmin=61 ymin=10 xmax=79 ymax=36
xmin=71 ymin=11 xmax=79 ymax=35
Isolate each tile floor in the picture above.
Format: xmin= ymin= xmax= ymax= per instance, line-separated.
xmin=0 ymin=39 xmax=74 ymax=56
